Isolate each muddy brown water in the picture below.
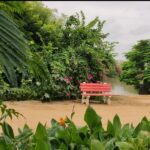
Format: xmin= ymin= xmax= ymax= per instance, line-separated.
xmin=4 ymin=95 xmax=150 ymax=134
xmin=104 ymin=77 xmax=138 ymax=95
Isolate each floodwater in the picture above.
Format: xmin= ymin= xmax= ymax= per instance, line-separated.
xmin=5 ymin=95 xmax=150 ymax=134
xmin=104 ymin=77 xmax=138 ymax=95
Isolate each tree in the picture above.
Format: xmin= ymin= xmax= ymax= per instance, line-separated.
xmin=47 ymin=12 xmax=117 ymax=98
xmin=120 ymin=40 xmax=150 ymax=94
xmin=15 ymin=1 xmax=65 ymax=52
xmin=0 ymin=2 xmax=117 ymax=100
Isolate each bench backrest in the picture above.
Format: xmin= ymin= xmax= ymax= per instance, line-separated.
xmin=80 ymin=83 xmax=112 ymax=92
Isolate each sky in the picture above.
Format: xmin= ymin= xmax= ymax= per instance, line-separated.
xmin=43 ymin=1 xmax=150 ymax=60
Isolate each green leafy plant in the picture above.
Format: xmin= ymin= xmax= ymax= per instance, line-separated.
xmin=0 ymin=1 xmax=117 ymax=101
xmin=0 ymin=88 xmax=37 ymax=101
xmin=0 ymin=104 xmax=150 ymax=149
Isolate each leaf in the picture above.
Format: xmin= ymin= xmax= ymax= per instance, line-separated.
xmin=0 ymin=11 xmax=28 ymax=85
xmin=1 ymin=122 xmax=14 ymax=139
xmin=87 ymin=17 xmax=99 ymax=28
xmin=91 ymin=139 xmax=105 ymax=150
xmin=107 ymin=120 xmax=115 ymax=136
xmin=34 ymin=123 xmax=48 ymax=141
xmin=105 ymin=138 xmax=116 ymax=150
xmin=0 ymin=10 xmax=48 ymax=86
xmin=56 ymin=127 xmax=71 ymax=144
xmin=113 ymin=114 xmax=121 ymax=130
xmin=116 ymin=141 xmax=134 ymax=150
xmin=35 ymin=140 xmax=51 ymax=150
xmin=34 ymin=123 xmax=51 ymax=150
xmin=51 ymin=119 xmax=59 ymax=127
xmin=28 ymin=53 xmax=49 ymax=84
xmin=121 ymin=124 xmax=133 ymax=138
xmin=140 ymin=117 xmax=150 ymax=132
xmin=84 ymin=106 xmax=102 ymax=130
xmin=133 ymin=122 xmax=142 ymax=137
xmin=113 ymin=114 xmax=122 ymax=137
xmin=59 ymin=143 xmax=68 ymax=149
xmin=71 ymin=112 xmax=75 ymax=120
xmin=0 ymin=139 xmax=6 ymax=150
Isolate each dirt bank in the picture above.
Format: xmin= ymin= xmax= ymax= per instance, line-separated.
xmin=4 ymin=95 xmax=150 ymax=134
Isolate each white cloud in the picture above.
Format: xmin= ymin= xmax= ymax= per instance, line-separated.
xmin=43 ymin=1 xmax=150 ymax=60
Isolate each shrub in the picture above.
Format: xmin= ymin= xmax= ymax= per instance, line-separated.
xmin=0 ymin=88 xmax=37 ymax=101
xmin=0 ymin=5 xmax=117 ymax=101
xmin=0 ymin=104 xmax=150 ymax=149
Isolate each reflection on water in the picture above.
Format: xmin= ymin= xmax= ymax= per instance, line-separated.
xmin=104 ymin=77 xmax=138 ymax=95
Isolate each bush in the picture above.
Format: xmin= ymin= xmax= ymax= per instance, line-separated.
xmin=0 ymin=88 xmax=37 ymax=101
xmin=0 ymin=7 xmax=117 ymax=101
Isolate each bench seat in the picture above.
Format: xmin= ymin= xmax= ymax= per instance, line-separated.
xmin=80 ymin=82 xmax=112 ymax=105
xmin=82 ymin=93 xmax=112 ymax=96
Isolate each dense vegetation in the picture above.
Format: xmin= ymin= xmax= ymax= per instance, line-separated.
xmin=1 ymin=103 xmax=150 ymax=149
xmin=0 ymin=1 xmax=150 ymax=149
xmin=120 ymin=40 xmax=150 ymax=94
xmin=0 ymin=1 xmax=116 ymax=101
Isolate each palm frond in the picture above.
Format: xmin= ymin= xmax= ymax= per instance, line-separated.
xmin=0 ymin=11 xmax=28 ymax=86
xmin=28 ymin=53 xmax=49 ymax=84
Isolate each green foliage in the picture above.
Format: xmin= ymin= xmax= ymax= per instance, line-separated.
xmin=42 ymin=11 xmax=117 ymax=99
xmin=0 ymin=88 xmax=37 ymax=101
xmin=17 ymin=1 xmax=65 ymax=51
xmin=0 ymin=1 xmax=25 ymax=14
xmin=34 ymin=123 xmax=51 ymax=150
xmin=84 ymin=106 xmax=102 ymax=131
xmin=0 ymin=2 xmax=52 ymax=88
xmin=0 ymin=104 xmax=150 ymax=149
xmin=91 ymin=139 xmax=105 ymax=150
xmin=0 ymin=101 xmax=22 ymax=121
xmin=120 ymin=40 xmax=150 ymax=94
xmin=0 ymin=10 xmax=28 ymax=86
xmin=0 ymin=1 xmax=117 ymax=100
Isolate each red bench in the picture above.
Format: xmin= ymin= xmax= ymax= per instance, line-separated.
xmin=80 ymin=82 xmax=112 ymax=105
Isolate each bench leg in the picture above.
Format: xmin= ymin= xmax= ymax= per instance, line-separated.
xmin=86 ymin=96 xmax=90 ymax=105
xmin=103 ymin=96 xmax=107 ymax=103
xmin=82 ymin=95 xmax=90 ymax=105
xmin=106 ymin=96 xmax=111 ymax=105
xmin=82 ymin=95 xmax=86 ymax=104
